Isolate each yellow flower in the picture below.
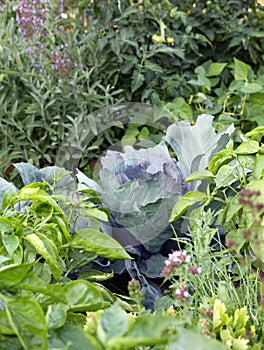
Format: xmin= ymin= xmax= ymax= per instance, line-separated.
xmin=167 ymin=37 xmax=174 ymax=44
xmin=152 ymin=34 xmax=163 ymax=43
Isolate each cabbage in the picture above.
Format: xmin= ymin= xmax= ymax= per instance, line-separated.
xmin=77 ymin=141 xmax=182 ymax=245
xmin=77 ymin=115 xmax=234 ymax=246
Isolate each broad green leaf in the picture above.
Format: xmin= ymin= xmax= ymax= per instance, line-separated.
xmin=165 ymin=97 xmax=193 ymax=120
xmin=253 ymin=154 xmax=264 ymax=178
xmin=77 ymin=185 xmax=100 ymax=198
xmin=99 ymin=301 xmax=128 ymax=342
xmin=0 ymin=309 xmax=15 ymax=335
xmin=2 ymin=235 xmax=19 ymax=257
xmin=234 ymin=58 xmax=249 ymax=81
xmin=66 ymin=312 xmax=87 ymax=328
xmin=144 ymin=60 xmax=163 ymax=73
xmin=78 ymin=269 xmax=114 ymax=282
xmin=16 ymin=271 xmax=66 ymax=303
xmin=185 ymin=170 xmax=215 ymax=183
xmin=12 ymin=187 xmax=64 ymax=217
xmin=249 ymin=92 xmax=264 ymax=105
xmin=208 ymin=141 xmax=234 ymax=174
xmin=128 ymin=315 xmax=180 ymax=338
xmin=240 ymin=82 xmax=263 ymax=93
xmin=0 ymin=255 xmax=12 ymax=265
xmin=155 ymin=46 xmax=184 ymax=59
xmin=81 ymin=207 xmax=108 ymax=222
xmin=224 ymin=198 xmax=242 ymax=223
xmin=107 ymin=315 xmax=181 ymax=349
xmin=52 ymin=214 xmax=71 ymax=243
xmin=245 ymin=126 xmax=264 ymax=137
xmin=68 ymin=228 xmax=131 ymax=259
xmin=206 ymin=62 xmax=227 ymax=77
xmin=237 ymin=154 xmax=256 ymax=171
xmin=46 ymin=303 xmax=68 ymax=330
xmin=168 ymin=328 xmax=225 ymax=350
xmin=131 ymin=71 xmax=144 ymax=93
xmin=67 ymin=250 xmax=98 ymax=274
xmin=225 ymin=230 xmax=246 ymax=253
xmin=1 ymin=186 xmax=18 ymax=210
xmin=0 ymin=336 xmax=22 ymax=349
xmin=32 ymin=201 xmax=54 ymax=221
xmin=208 ymin=140 xmax=235 ymax=174
xmin=169 ymin=192 xmax=208 ymax=222
xmin=0 ymin=178 xmax=17 ymax=210
xmin=218 ymin=114 xmax=238 ymax=123
xmin=138 ymin=126 xmax=149 ymax=140
xmin=122 ymin=125 xmax=139 ymax=140
xmin=247 ymin=106 xmax=264 ymax=126
xmin=64 ymin=280 xmax=109 ymax=312
xmin=107 ymin=336 xmax=167 ymax=349
xmin=49 ymin=325 xmax=98 ymax=350
xmin=3 ymin=294 xmax=48 ymax=350
xmin=215 ymin=165 xmax=236 ymax=189
xmin=33 ymin=261 xmax=52 ymax=285
xmin=235 ymin=140 xmax=259 ymax=154
xmin=0 ymin=263 xmax=34 ymax=289
xmin=247 ymin=179 xmax=264 ymax=202
xmin=24 ymin=233 xmax=63 ymax=280
xmin=0 ymin=217 xmax=17 ymax=232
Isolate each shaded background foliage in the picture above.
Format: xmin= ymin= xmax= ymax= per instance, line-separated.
xmin=0 ymin=0 xmax=264 ymax=181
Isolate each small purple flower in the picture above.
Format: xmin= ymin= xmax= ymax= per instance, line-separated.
xmin=175 ymin=284 xmax=190 ymax=302
xmin=50 ymin=45 xmax=79 ymax=78
xmin=162 ymin=250 xmax=191 ymax=276
xmin=165 ymin=250 xmax=191 ymax=266
xmin=16 ymin=0 xmax=50 ymax=41
xmin=188 ymin=265 xmax=202 ymax=277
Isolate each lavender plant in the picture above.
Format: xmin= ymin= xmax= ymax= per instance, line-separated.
xmin=16 ymin=0 xmax=50 ymax=41
xmin=15 ymin=0 xmax=79 ymax=76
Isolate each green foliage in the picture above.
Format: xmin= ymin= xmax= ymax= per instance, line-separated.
xmin=0 ymin=167 xmax=133 ymax=349
xmin=186 ymin=58 xmax=264 ymax=132
xmin=1 ymin=0 xmax=264 ymax=177
xmin=204 ymin=299 xmax=262 ymax=349
xmin=83 ymin=300 xmax=227 ymax=350
xmin=0 ymin=4 xmax=123 ymax=179
xmin=1 ymin=1 xmax=264 ymax=348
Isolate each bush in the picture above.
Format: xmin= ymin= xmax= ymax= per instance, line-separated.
xmin=1 ymin=0 xmax=264 ymax=178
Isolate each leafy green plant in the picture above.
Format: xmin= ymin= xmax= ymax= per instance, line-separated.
xmin=75 ymin=114 xmax=234 ymax=310
xmin=83 ymin=299 xmax=227 ymax=350
xmin=0 ymin=163 xmax=134 ymax=349
xmin=199 ymin=298 xmax=263 ymax=349
xmin=166 ymin=124 xmax=264 ymax=347
xmin=160 ymin=208 xmax=264 ymax=349
xmin=81 ymin=0 xmax=264 ymax=104
xmin=183 ymin=57 xmax=264 ymax=132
